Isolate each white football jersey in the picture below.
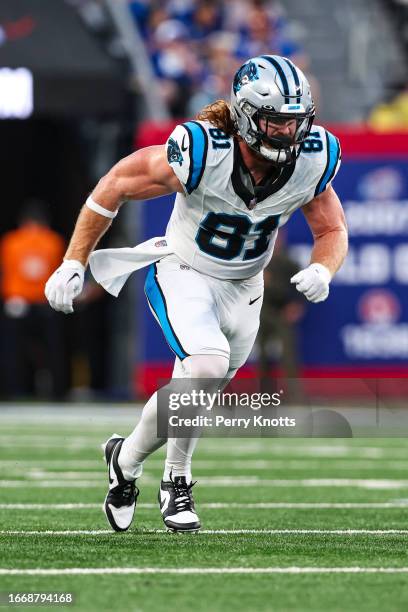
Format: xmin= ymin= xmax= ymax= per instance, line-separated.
xmin=166 ymin=120 xmax=341 ymax=280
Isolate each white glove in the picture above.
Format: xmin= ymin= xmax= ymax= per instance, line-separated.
xmin=45 ymin=260 xmax=85 ymax=314
xmin=290 ymin=263 xmax=331 ymax=303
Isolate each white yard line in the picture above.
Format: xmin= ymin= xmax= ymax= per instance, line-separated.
xmin=0 ymin=442 xmax=95 ymax=449
xmin=198 ymin=529 xmax=408 ymax=535
xmin=1 ymin=566 xmax=408 ymax=575
xmin=0 ymin=481 xmax=103 ymax=488
xmin=1 ymin=502 xmax=408 ymax=510
xmin=2 ymin=529 xmax=408 ymax=536
xmin=198 ymin=502 xmax=408 ymax=509
xmin=2 ymin=478 xmax=408 ymax=489
xmin=7 ymin=462 xmax=408 ymax=484
xmin=4 ymin=459 xmax=408 ymax=472
xmin=2 ymin=441 xmax=408 ymax=458
xmin=0 ymin=504 xmax=102 ymax=510
xmin=25 ymin=471 xmax=107 ymax=480
xmin=0 ymin=461 xmax=104 ymax=469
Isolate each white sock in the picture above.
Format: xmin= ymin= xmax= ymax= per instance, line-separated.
xmin=163 ymin=354 xmax=230 ymax=484
xmin=118 ymin=392 xmax=165 ymax=481
xmin=119 ymin=355 xmax=231 ymax=483
xmin=163 ymin=437 xmax=199 ymax=483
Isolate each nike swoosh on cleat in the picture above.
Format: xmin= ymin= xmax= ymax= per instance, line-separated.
xmin=160 ymin=490 xmax=170 ymax=513
xmin=181 ymin=135 xmax=188 ymax=152
xmin=249 ymin=295 xmax=262 ymax=305
xmin=108 ymin=443 xmax=120 ymax=486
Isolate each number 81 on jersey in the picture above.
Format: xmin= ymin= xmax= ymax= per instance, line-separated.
xmin=195 ymin=212 xmax=280 ymax=261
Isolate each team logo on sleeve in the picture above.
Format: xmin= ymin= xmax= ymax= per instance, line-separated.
xmin=233 ymin=61 xmax=259 ymax=94
xmin=167 ymin=138 xmax=184 ymax=166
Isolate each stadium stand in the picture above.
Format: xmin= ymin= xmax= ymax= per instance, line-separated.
xmin=59 ymin=0 xmax=408 ymax=124
xmin=127 ymin=0 xmax=314 ymax=118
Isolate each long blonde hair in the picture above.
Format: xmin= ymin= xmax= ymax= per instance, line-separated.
xmin=196 ymin=99 xmax=237 ymax=136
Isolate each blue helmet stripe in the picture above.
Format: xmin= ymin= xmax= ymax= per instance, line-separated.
xmin=183 ymin=121 xmax=208 ymax=193
xmin=144 ymin=264 xmax=189 ymax=361
xmin=315 ymin=131 xmax=341 ymax=196
xmin=283 ymin=58 xmax=301 ymax=103
xmin=261 ymin=55 xmax=290 ymax=103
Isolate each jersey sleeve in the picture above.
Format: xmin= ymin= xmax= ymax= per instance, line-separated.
xmin=165 ymin=121 xmax=209 ymax=194
xmin=313 ymin=129 xmax=342 ymax=196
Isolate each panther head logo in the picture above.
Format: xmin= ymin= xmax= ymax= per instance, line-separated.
xmin=167 ymin=138 xmax=183 ymax=166
xmin=233 ymin=61 xmax=259 ymax=94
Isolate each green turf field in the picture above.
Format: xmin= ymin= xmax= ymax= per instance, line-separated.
xmin=1 ymin=405 xmax=408 ymax=611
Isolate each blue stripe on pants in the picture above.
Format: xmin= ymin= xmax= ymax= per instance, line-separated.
xmin=144 ymin=264 xmax=189 ymax=361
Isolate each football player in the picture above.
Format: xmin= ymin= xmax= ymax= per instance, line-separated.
xmin=45 ymin=55 xmax=347 ymax=533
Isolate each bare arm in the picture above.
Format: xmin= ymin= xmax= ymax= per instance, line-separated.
xmin=302 ymin=185 xmax=348 ymax=277
xmin=64 ymin=145 xmax=183 ymax=265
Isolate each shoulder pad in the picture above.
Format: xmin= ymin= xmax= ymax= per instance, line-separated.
xmin=166 ymin=121 xmax=209 ymax=194
xmin=203 ymin=123 xmax=233 ymax=165
xmin=313 ymin=128 xmax=342 ymax=196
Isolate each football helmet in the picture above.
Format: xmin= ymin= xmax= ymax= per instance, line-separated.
xmin=231 ymin=55 xmax=315 ymax=166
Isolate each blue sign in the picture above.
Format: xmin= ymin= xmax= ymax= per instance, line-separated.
xmin=287 ymin=160 xmax=408 ymax=366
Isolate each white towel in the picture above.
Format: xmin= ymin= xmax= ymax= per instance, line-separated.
xmin=89 ymin=236 xmax=173 ymax=297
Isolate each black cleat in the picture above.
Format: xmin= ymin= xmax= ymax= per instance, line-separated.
xmin=102 ymin=434 xmax=139 ymax=532
xmin=159 ymin=472 xmax=201 ymax=533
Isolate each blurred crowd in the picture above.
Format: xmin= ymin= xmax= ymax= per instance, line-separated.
xmin=67 ymin=0 xmax=319 ymax=118
xmin=128 ymin=0 xmax=313 ymax=117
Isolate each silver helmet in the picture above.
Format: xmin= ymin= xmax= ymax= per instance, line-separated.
xmin=231 ymin=55 xmax=315 ymax=166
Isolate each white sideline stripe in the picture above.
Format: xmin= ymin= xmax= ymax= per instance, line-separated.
xmin=0 ymin=504 xmax=101 ymax=510
xmin=183 ymin=502 xmax=408 ymax=509
xmin=2 ymin=478 xmax=408 ymax=489
xmin=2 ymin=529 xmax=408 ymax=536
xmin=0 ymin=481 xmax=103 ymax=488
xmin=199 ymin=529 xmax=408 ymax=535
xmin=1 ymin=566 xmax=408 ymax=576
xmin=5 ymin=459 xmax=408 ymax=471
xmin=7 ymin=460 xmax=408 ymax=475
xmin=2 ymin=443 xmax=408 ymax=459
xmin=18 ymin=469 xmax=408 ymax=482
xmin=1 ymin=502 xmax=408 ymax=510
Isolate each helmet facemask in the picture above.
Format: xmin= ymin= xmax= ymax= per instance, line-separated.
xmin=238 ymin=102 xmax=315 ymax=166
